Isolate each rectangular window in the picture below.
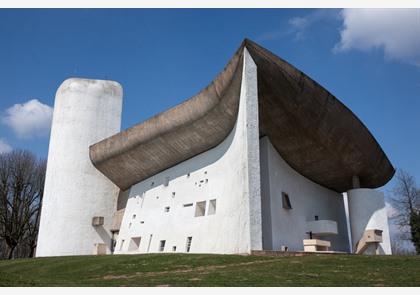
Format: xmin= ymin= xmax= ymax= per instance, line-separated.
xmin=186 ymin=237 xmax=192 ymax=253
xmin=159 ymin=240 xmax=166 ymax=252
xmin=164 ymin=206 xmax=170 ymax=213
xmin=282 ymin=192 xmax=292 ymax=209
xmin=172 ymin=246 xmax=177 ymax=252
xmin=195 ymin=201 xmax=206 ymax=217
xmin=183 ymin=203 xmax=193 ymax=207
xmin=128 ymin=237 xmax=141 ymax=251
xmin=208 ymin=199 xmax=217 ymax=215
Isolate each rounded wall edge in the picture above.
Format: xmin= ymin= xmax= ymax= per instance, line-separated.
xmin=347 ymin=188 xmax=392 ymax=255
xmin=56 ymin=77 xmax=123 ymax=100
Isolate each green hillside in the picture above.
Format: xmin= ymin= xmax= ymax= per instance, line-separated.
xmin=0 ymin=253 xmax=419 ymax=287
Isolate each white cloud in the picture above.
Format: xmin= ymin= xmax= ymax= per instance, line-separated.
xmin=258 ymin=9 xmax=339 ymax=42
xmin=334 ymin=9 xmax=420 ymax=67
xmin=2 ymin=99 xmax=53 ymax=139
xmin=288 ymin=9 xmax=340 ymax=41
xmin=0 ymin=138 xmax=12 ymax=154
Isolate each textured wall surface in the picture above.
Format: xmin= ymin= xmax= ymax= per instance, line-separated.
xmin=259 ymin=136 xmax=350 ymax=252
xmin=36 ymin=78 xmax=122 ymax=257
xmin=347 ymin=188 xmax=392 ymax=254
xmin=115 ymin=51 xmax=261 ymax=255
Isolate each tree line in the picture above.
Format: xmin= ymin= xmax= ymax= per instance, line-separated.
xmin=0 ymin=150 xmax=46 ymax=259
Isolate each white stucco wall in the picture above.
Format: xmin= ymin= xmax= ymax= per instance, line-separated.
xmin=347 ymin=188 xmax=392 ymax=255
xmin=115 ymin=50 xmax=262 ymax=255
xmin=259 ymin=136 xmax=350 ymax=252
xmin=36 ymin=78 xmax=122 ymax=257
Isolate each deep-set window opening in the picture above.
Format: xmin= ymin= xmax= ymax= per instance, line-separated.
xmin=208 ymin=199 xmax=217 ymax=215
xmin=159 ymin=240 xmax=166 ymax=252
xmin=282 ymin=192 xmax=292 ymax=209
xmin=128 ymin=237 xmax=141 ymax=251
xmin=186 ymin=237 xmax=192 ymax=253
xmin=195 ymin=201 xmax=206 ymax=217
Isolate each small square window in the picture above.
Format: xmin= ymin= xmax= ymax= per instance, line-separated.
xmin=282 ymin=192 xmax=292 ymax=209
xmin=208 ymin=199 xmax=217 ymax=215
xmin=164 ymin=206 xmax=170 ymax=213
xmin=172 ymin=246 xmax=177 ymax=252
xmin=195 ymin=201 xmax=206 ymax=217
xmin=159 ymin=240 xmax=166 ymax=252
xmin=128 ymin=237 xmax=141 ymax=251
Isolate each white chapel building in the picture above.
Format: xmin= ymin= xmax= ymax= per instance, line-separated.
xmin=36 ymin=39 xmax=394 ymax=257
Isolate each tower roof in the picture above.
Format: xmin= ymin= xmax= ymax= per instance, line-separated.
xmin=89 ymin=39 xmax=394 ymax=192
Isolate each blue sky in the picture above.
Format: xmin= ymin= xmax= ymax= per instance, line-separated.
xmin=0 ymin=9 xmax=419 ymax=194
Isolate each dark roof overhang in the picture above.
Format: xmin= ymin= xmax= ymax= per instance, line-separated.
xmin=89 ymin=39 xmax=395 ymax=192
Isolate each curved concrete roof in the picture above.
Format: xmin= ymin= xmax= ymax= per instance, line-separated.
xmin=90 ymin=39 xmax=394 ymax=192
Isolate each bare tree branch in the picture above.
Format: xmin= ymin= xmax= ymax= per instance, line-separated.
xmin=0 ymin=150 xmax=46 ymax=259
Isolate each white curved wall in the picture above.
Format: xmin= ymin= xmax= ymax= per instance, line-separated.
xmin=347 ymin=188 xmax=392 ymax=255
xmin=36 ymin=78 xmax=123 ymax=257
xmin=259 ymin=136 xmax=350 ymax=252
xmin=115 ymin=49 xmax=262 ymax=255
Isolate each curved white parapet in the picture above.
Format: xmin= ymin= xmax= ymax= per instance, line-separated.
xmin=36 ymin=78 xmax=123 ymax=257
xmin=347 ymin=188 xmax=392 ymax=255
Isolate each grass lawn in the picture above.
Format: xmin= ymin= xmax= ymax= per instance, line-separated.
xmin=0 ymin=253 xmax=419 ymax=287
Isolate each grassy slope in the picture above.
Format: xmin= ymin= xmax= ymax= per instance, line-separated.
xmin=0 ymin=253 xmax=419 ymax=287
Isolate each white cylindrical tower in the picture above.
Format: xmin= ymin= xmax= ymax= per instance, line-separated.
xmin=36 ymin=78 xmax=123 ymax=257
xmin=347 ymin=188 xmax=392 ymax=255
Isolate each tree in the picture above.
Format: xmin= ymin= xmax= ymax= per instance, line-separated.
xmin=390 ymin=170 xmax=420 ymax=254
xmin=410 ymin=210 xmax=420 ymax=254
xmin=0 ymin=150 xmax=46 ymax=259
xmin=24 ymin=159 xmax=46 ymax=257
